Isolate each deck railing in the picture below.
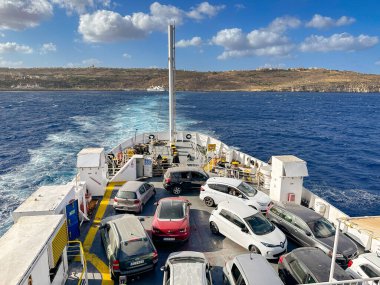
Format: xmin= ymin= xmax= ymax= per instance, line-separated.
xmin=67 ymin=241 xmax=88 ymax=285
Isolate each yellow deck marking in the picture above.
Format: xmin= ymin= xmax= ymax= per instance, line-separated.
xmin=82 ymin=184 xmax=116 ymax=285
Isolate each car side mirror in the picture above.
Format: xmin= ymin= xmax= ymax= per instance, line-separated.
xmin=238 ymin=194 xmax=243 ymax=198
xmin=241 ymin=227 xmax=249 ymax=233
xmin=306 ymin=231 xmax=312 ymax=236
xmin=138 ymin=217 xmax=145 ymax=222
xmin=188 ymin=202 xmax=192 ymax=206
xmin=154 ymin=202 xmax=159 ymax=206
xmin=160 ymin=266 xmax=167 ymax=272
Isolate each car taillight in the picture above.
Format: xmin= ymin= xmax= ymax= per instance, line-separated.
xmin=134 ymin=200 xmax=140 ymax=204
xmin=347 ymin=260 xmax=353 ymax=267
xmin=112 ymin=260 xmax=120 ymax=271
xmin=114 ymin=197 xmax=118 ymax=202
xmin=279 ymin=256 xmax=284 ymax=264
xmin=165 ymin=178 xmax=171 ymax=183
xmin=153 ymin=250 xmax=158 ymax=261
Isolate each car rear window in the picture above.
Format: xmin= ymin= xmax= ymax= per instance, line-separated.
xmin=159 ymin=200 xmax=186 ymax=219
xmin=120 ymin=238 xmax=153 ymax=258
xmin=117 ymin=191 xmax=137 ymax=199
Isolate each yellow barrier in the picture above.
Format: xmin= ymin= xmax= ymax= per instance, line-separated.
xmin=67 ymin=240 xmax=87 ymax=285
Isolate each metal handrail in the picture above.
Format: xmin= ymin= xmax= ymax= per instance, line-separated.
xmin=67 ymin=241 xmax=88 ymax=285
xmin=306 ymin=276 xmax=380 ymax=284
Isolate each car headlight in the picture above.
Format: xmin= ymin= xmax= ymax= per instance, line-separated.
xmin=179 ymin=228 xmax=187 ymax=233
xmin=261 ymin=242 xmax=277 ymax=248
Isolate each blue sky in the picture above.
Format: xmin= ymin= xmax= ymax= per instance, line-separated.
xmin=1 ymin=0 xmax=380 ymax=73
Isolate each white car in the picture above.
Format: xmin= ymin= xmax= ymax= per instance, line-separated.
xmin=346 ymin=251 xmax=380 ymax=284
xmin=161 ymin=251 xmax=213 ymax=285
xmin=223 ymin=253 xmax=284 ymax=285
xmin=200 ymin=177 xmax=271 ymax=212
xmin=209 ymin=200 xmax=287 ymax=259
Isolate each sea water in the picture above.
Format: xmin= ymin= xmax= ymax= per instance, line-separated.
xmin=0 ymin=91 xmax=379 ymax=236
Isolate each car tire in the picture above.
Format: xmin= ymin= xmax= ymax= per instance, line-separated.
xmin=249 ymin=245 xmax=261 ymax=254
xmin=172 ymin=186 xmax=182 ymax=195
xmin=204 ymin=197 xmax=215 ymax=207
xmin=210 ymin=221 xmax=220 ymax=235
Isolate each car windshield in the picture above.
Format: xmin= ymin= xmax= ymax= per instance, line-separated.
xmin=237 ymin=182 xmax=257 ymax=197
xmin=120 ymin=238 xmax=153 ymax=258
xmin=117 ymin=191 xmax=136 ymax=199
xmin=244 ymin=213 xmax=275 ymax=235
xmin=158 ymin=200 xmax=185 ymax=219
xmin=308 ymin=218 xmax=336 ymax=238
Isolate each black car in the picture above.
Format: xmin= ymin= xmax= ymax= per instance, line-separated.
xmin=163 ymin=166 xmax=209 ymax=195
xmin=99 ymin=214 xmax=158 ymax=280
xmin=278 ymin=247 xmax=355 ymax=284
xmin=267 ymin=202 xmax=358 ymax=268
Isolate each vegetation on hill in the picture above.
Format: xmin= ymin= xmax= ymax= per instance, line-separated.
xmin=0 ymin=67 xmax=379 ymax=92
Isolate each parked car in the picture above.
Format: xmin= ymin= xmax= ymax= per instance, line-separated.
xmin=200 ymin=177 xmax=271 ymax=212
xmin=278 ymin=247 xmax=355 ymax=284
xmin=163 ymin=166 xmax=209 ymax=195
xmin=223 ymin=253 xmax=284 ymax=285
xmin=267 ymin=202 xmax=358 ymax=268
xmin=113 ymin=181 xmax=156 ymax=213
xmin=209 ymin=200 xmax=287 ymax=259
xmin=346 ymin=252 xmax=380 ymax=284
xmin=99 ymin=214 xmax=158 ymax=280
xmin=152 ymin=197 xmax=191 ymax=242
xmin=161 ymin=251 xmax=213 ymax=285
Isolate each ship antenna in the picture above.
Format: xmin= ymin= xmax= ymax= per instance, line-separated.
xmin=168 ymin=24 xmax=176 ymax=142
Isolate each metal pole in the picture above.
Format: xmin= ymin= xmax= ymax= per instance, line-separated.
xmin=168 ymin=24 xmax=176 ymax=142
xmin=328 ymin=219 xmax=341 ymax=282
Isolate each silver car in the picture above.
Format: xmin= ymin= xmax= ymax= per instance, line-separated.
xmin=161 ymin=251 xmax=213 ymax=285
xmin=223 ymin=253 xmax=284 ymax=285
xmin=113 ymin=181 xmax=156 ymax=213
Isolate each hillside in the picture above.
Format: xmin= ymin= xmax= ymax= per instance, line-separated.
xmin=0 ymin=67 xmax=380 ymax=92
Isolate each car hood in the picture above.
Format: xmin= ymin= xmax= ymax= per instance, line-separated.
xmin=255 ymin=226 xmax=287 ymax=246
xmin=249 ymin=191 xmax=271 ymax=204
xmin=318 ymin=233 xmax=357 ymax=256
xmin=153 ymin=218 xmax=188 ymax=231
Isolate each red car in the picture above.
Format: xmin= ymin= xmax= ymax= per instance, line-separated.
xmin=151 ymin=197 xmax=191 ymax=242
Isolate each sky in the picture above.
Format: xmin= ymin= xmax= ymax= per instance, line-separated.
xmin=1 ymin=0 xmax=380 ymax=73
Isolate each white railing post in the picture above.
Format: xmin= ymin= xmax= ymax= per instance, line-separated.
xmin=328 ymin=219 xmax=341 ymax=282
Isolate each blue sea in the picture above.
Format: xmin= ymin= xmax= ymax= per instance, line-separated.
xmin=0 ymin=91 xmax=379 ymax=236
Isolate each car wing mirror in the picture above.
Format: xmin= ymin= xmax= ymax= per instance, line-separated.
xmin=154 ymin=201 xmax=159 ymax=206
xmin=160 ymin=266 xmax=168 ymax=272
xmin=305 ymin=231 xmax=312 ymax=236
xmin=241 ymin=227 xmax=249 ymax=233
xmin=138 ymin=216 xmax=145 ymax=222
xmin=238 ymin=194 xmax=243 ymax=198
xmin=188 ymin=202 xmax=192 ymax=206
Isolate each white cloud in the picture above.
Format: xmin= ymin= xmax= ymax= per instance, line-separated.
xmin=78 ymin=10 xmax=144 ymax=42
xmin=79 ymin=2 xmax=224 ymax=43
xmin=0 ymin=0 xmax=53 ymax=31
xmin=40 ymin=42 xmax=57 ymax=54
xmin=212 ymin=16 xmax=299 ymax=59
xmin=0 ymin=57 xmax=23 ymax=67
xmin=82 ymin=58 xmax=101 ymax=66
xmin=176 ymin=36 xmax=202 ymax=48
xmin=234 ymin=4 xmax=245 ymax=10
xmin=300 ymin=33 xmax=378 ymax=52
xmin=51 ymin=0 xmax=111 ymax=15
xmin=306 ymin=14 xmax=356 ymax=29
xmin=122 ymin=53 xmax=131 ymax=58
xmin=0 ymin=42 xmax=33 ymax=54
xmin=187 ymin=2 xmax=225 ymax=20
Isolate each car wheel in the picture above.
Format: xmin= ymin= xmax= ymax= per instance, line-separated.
xmin=204 ymin=197 xmax=215 ymax=207
xmin=249 ymin=245 xmax=261 ymax=254
xmin=172 ymin=186 xmax=182 ymax=195
xmin=210 ymin=221 xmax=219 ymax=235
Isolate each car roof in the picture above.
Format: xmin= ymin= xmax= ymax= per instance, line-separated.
xmin=119 ymin=181 xmax=145 ymax=192
xmin=234 ymin=254 xmax=284 ymax=285
xmin=275 ymin=202 xmax=322 ymax=223
xmin=218 ymin=200 xmax=258 ymax=217
xmin=159 ymin=197 xmax=189 ymax=203
xmin=290 ymin=248 xmax=351 ymax=282
xmin=207 ymin=177 xmax=242 ymax=187
xmin=110 ymin=215 xmax=146 ymax=241
xmin=361 ymin=252 xmax=380 ymax=268
xmin=168 ymin=251 xmax=206 ymax=261
xmin=166 ymin=166 xmax=205 ymax=173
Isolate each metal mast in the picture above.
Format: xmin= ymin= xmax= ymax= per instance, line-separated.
xmin=168 ymin=24 xmax=176 ymax=142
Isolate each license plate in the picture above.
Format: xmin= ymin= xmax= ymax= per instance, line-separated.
xmin=163 ymin=237 xmax=175 ymax=241
xmin=130 ymin=260 xmax=144 ymax=266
